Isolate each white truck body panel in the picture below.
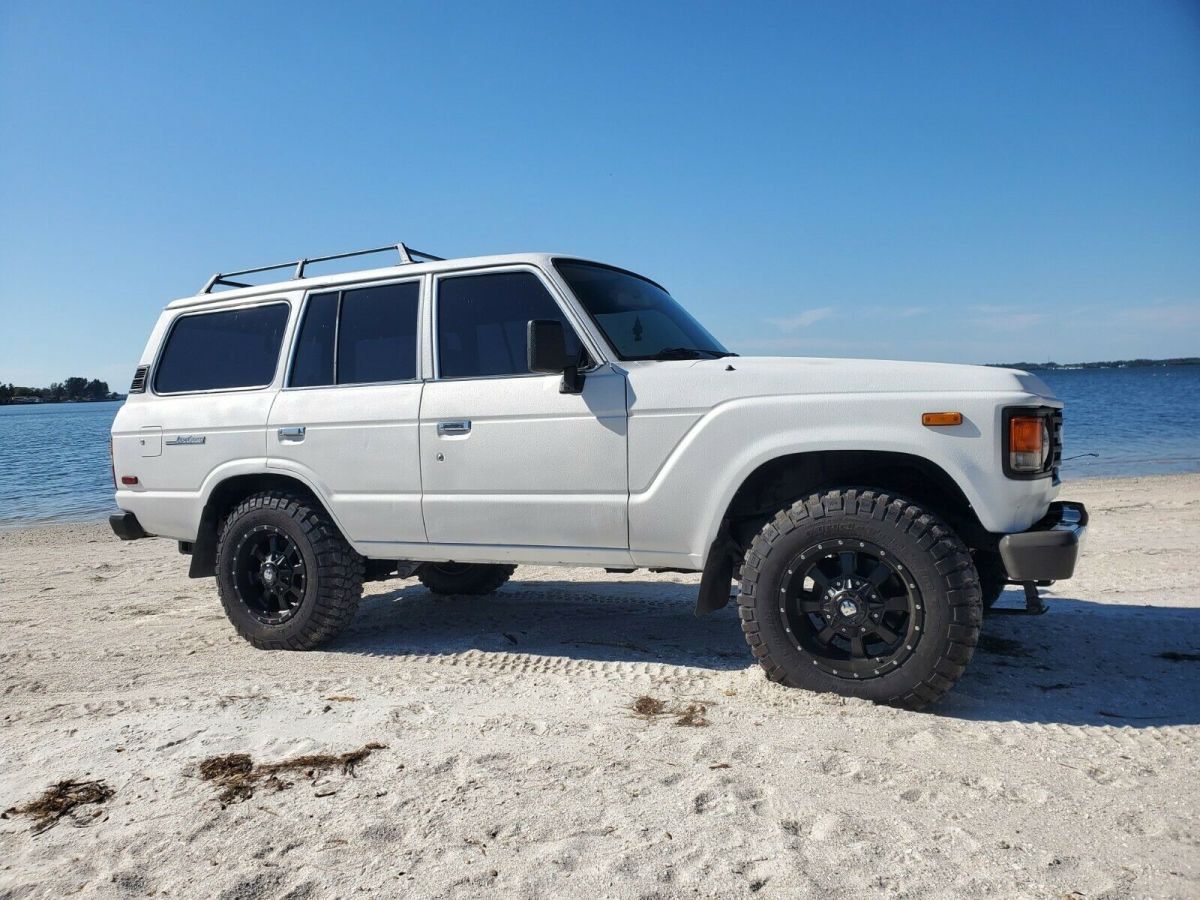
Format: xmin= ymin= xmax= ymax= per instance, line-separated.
xmin=267 ymin=380 xmax=427 ymax=545
xmin=112 ymin=251 xmax=1064 ymax=571
xmin=417 ymin=366 xmax=630 ymax=553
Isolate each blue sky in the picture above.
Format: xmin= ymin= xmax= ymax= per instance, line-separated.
xmin=1 ymin=0 xmax=1197 ymax=389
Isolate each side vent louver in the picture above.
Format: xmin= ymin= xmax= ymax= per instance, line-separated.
xmin=129 ymin=365 xmax=149 ymax=394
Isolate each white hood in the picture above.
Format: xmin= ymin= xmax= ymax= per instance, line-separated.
xmin=709 ymin=356 xmax=1052 ymax=396
xmin=622 ymin=356 xmax=1057 ymax=412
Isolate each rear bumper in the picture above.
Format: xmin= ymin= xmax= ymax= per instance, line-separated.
xmin=998 ymin=501 xmax=1087 ymax=581
xmin=109 ymin=510 xmax=147 ymax=541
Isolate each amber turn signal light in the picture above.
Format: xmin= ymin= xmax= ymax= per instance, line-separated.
xmin=1009 ymin=416 xmax=1044 ymax=453
xmin=1009 ymin=414 xmax=1049 ymax=473
xmin=921 ymin=412 xmax=963 ymax=427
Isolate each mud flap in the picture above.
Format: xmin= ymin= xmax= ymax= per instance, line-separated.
xmin=188 ymin=517 xmax=218 ymax=578
xmin=695 ymin=545 xmax=735 ymax=616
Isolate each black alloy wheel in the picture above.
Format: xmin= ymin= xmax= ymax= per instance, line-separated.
xmin=232 ymin=524 xmax=308 ymax=626
xmin=779 ymin=539 xmax=924 ymax=680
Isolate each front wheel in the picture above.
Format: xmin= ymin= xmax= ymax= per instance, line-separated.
xmin=737 ymin=489 xmax=982 ymax=709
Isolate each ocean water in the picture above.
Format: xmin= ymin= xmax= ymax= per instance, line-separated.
xmin=0 ymin=367 xmax=1196 ymax=527
xmin=1034 ymin=366 xmax=1200 ymax=479
xmin=0 ymin=400 xmax=125 ymax=527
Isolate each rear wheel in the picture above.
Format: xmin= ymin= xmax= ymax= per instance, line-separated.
xmin=737 ymin=489 xmax=982 ymax=709
xmin=417 ymin=562 xmax=516 ymax=596
xmin=216 ymin=491 xmax=364 ymax=650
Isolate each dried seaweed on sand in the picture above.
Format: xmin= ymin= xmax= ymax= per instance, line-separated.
xmin=198 ymin=743 xmax=386 ymax=803
xmin=3 ymin=779 xmax=114 ymax=833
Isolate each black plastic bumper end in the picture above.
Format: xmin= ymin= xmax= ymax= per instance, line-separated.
xmin=109 ymin=511 xmax=147 ymax=541
xmin=998 ymin=501 xmax=1087 ymax=581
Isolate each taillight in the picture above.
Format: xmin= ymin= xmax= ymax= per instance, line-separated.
xmin=109 ymin=436 xmax=117 ymax=490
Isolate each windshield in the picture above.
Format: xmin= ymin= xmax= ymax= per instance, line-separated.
xmin=554 ymin=260 xmax=732 ymax=361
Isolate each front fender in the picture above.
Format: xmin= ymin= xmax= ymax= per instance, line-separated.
xmin=627 ymin=391 xmax=1058 ymax=568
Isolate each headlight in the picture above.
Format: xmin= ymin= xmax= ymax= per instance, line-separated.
xmin=1004 ymin=408 xmax=1058 ymax=478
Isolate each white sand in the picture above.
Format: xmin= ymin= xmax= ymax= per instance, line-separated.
xmin=1 ymin=474 xmax=1197 ymax=899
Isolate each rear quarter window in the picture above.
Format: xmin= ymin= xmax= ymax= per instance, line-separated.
xmin=154 ymin=303 xmax=289 ymax=394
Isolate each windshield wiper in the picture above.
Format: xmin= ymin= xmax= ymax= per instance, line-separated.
xmin=651 ymin=347 xmax=725 ymax=360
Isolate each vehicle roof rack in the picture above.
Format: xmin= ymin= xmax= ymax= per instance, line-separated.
xmin=200 ymin=242 xmax=444 ymax=294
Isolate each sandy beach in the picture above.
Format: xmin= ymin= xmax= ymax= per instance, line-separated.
xmin=1 ymin=474 xmax=1197 ymax=898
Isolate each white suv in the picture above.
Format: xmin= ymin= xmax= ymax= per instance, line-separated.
xmin=110 ymin=243 xmax=1086 ymax=708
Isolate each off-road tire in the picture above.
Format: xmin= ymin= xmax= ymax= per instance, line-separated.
xmin=216 ymin=491 xmax=364 ymax=650
xmin=417 ymin=563 xmax=516 ymax=596
xmin=975 ymin=551 xmax=1008 ymax=610
xmin=737 ymin=489 xmax=983 ymax=710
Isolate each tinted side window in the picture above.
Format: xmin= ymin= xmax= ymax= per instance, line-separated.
xmin=338 ymin=283 xmax=419 ymax=384
xmin=437 ymin=271 xmax=581 ymax=379
xmin=289 ymin=283 xmax=419 ymax=387
xmin=155 ymin=304 xmax=288 ymax=393
xmin=290 ymin=292 xmax=337 ymax=387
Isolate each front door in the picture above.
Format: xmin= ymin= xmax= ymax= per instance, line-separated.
xmin=268 ymin=279 xmax=425 ymax=548
xmin=419 ymin=268 xmax=629 ymax=552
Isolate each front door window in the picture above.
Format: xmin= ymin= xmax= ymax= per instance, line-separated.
xmin=436 ymin=271 xmax=582 ymax=378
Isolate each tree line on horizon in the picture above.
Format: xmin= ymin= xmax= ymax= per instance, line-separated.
xmin=986 ymin=357 xmax=1200 ymax=370
xmin=0 ymin=377 xmax=120 ymax=404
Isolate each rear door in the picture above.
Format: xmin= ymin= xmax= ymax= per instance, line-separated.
xmin=419 ymin=267 xmax=629 ymax=552
xmin=267 ymin=277 xmax=425 ymax=548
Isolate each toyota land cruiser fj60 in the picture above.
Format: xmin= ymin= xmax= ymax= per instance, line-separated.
xmin=109 ymin=243 xmax=1086 ymax=708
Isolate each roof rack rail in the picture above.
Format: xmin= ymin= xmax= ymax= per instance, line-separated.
xmin=200 ymin=242 xmax=444 ymax=294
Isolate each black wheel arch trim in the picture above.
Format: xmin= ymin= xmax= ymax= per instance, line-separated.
xmin=189 ymin=472 xmax=341 ymax=578
xmin=718 ymin=449 xmax=992 ymax=558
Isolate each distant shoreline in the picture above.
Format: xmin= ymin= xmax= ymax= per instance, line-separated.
xmin=0 ymin=397 xmax=125 ymax=406
xmin=988 ymin=357 xmax=1199 ymax=371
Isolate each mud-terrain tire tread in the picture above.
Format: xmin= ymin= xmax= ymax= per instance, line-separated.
xmin=417 ymin=563 xmax=516 ymax=596
xmin=736 ymin=489 xmax=982 ymax=710
xmin=216 ymin=490 xmax=364 ymax=650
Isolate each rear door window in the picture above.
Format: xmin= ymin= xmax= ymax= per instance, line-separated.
xmin=289 ymin=282 xmax=419 ymax=387
xmin=436 ymin=271 xmax=581 ymax=379
xmin=154 ymin=303 xmax=289 ymax=394
xmin=290 ymin=292 xmax=337 ymax=387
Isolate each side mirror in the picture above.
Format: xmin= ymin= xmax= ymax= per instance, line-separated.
xmin=527 ymin=319 xmax=585 ymax=394
xmin=527 ymin=320 xmax=569 ymax=374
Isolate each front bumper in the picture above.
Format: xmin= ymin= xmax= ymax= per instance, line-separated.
xmin=109 ymin=510 xmax=147 ymax=541
xmin=998 ymin=501 xmax=1088 ymax=581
